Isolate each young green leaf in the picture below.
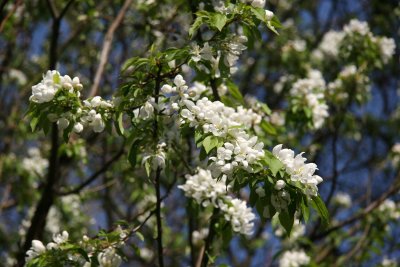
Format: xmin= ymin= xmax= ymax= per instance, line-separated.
xmin=311 ymin=195 xmax=330 ymax=226
xmin=202 ymin=135 xmax=219 ymax=154
xmin=264 ymin=150 xmax=284 ymax=176
xmin=210 ymin=13 xmax=227 ymax=31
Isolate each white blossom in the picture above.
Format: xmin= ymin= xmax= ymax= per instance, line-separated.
xmin=142 ymin=142 xmax=167 ymax=170
xmin=134 ymin=98 xmax=155 ymax=120
xmin=192 ymin=228 xmax=209 ymax=246
xmin=275 ymin=180 xmax=286 ymax=190
xmin=139 ymin=247 xmax=154 ymax=262
xmin=98 ymin=247 xmax=122 ymax=267
xmin=191 ymin=42 xmax=214 ymax=62
xmin=178 ymin=168 xmax=229 ymax=206
xmin=30 ymin=70 xmax=83 ymax=103
xmin=80 ymin=109 xmax=105 ymax=133
xmin=30 ymin=70 xmax=60 ymax=103
xmin=221 ymin=197 xmax=256 ymax=235
xmin=283 ymin=39 xmax=306 ymax=53
xmin=290 ymin=70 xmax=328 ymax=129
xmin=73 ymin=122 xmax=84 ymax=133
xmin=378 ymin=199 xmax=400 ymax=220
xmin=179 ymin=168 xmax=255 ymax=235
xmin=251 ymin=0 xmax=265 ymax=8
xmin=381 ymin=257 xmax=397 ymax=267
xmin=25 ymin=231 xmax=70 ymax=263
xmin=84 ymin=96 xmax=113 ymax=109
xmin=22 ymin=148 xmax=49 ymax=178
xmin=378 ymin=37 xmax=396 ymax=63
xmin=273 ymin=144 xmax=323 ymax=197
xmin=315 ymin=30 xmax=345 ymax=58
xmin=8 ymin=68 xmax=27 ymax=85
xmin=46 ymin=231 xmax=69 ymax=250
xmin=57 ymin=117 xmax=70 ymax=130
xmin=161 ymin=75 xmax=264 ymax=176
xmin=343 ymin=19 xmax=370 ymax=36
xmin=279 ymin=249 xmax=310 ymax=267
xmin=333 ymin=192 xmax=352 ymax=208
xmin=223 ymin=35 xmax=248 ymax=69
xmin=265 ymin=10 xmax=274 ymax=20
xmin=25 ymin=240 xmax=46 ymax=262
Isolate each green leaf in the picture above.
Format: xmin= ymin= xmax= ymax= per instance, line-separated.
xmin=278 ymin=210 xmax=294 ymax=235
xmin=53 ymin=72 xmax=60 ymax=84
xmin=250 ymin=7 xmax=267 ymax=22
xmin=267 ymin=20 xmax=279 ymax=35
xmin=194 ymin=129 xmax=204 ymax=146
xmin=30 ymin=116 xmax=39 ymax=132
xmin=135 ymin=232 xmax=144 ymax=242
xmin=301 ymin=196 xmax=310 ymax=223
xmin=189 ymin=11 xmax=208 ymax=38
xmin=115 ymin=112 xmax=125 ymax=136
xmin=226 ymin=80 xmax=244 ymax=103
xmin=202 ymin=135 xmax=219 ymax=154
xmin=264 ymin=150 xmax=284 ymax=176
xmin=260 ymin=120 xmax=277 ymax=135
xmin=260 ymin=103 xmax=272 ymax=115
xmin=63 ymin=121 xmax=74 ymax=143
xmin=128 ymin=139 xmax=140 ymax=168
xmin=311 ymin=195 xmax=330 ymax=227
xmin=210 ymin=13 xmax=227 ymax=31
xmin=145 ymin=160 xmax=151 ymax=177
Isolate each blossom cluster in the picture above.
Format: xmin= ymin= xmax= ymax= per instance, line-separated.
xmin=212 ymin=0 xmax=274 ymax=20
xmin=26 ymin=231 xmax=69 ymax=263
xmin=190 ymin=33 xmax=248 ymax=76
xmin=327 ymin=65 xmax=370 ymax=102
xmin=29 ymin=70 xmax=113 ymax=134
xmin=313 ymin=19 xmax=396 ymax=64
xmin=25 ymin=228 xmax=127 ymax=267
xmin=279 ymin=249 xmax=310 ymax=267
xmin=178 ymin=168 xmax=255 ymax=235
xmin=193 ymin=0 xmax=275 ymax=76
xmin=272 ymin=144 xmax=323 ymax=197
xmin=377 ymin=199 xmax=400 ymax=220
xmin=30 ymin=70 xmax=82 ymax=104
xmin=21 ymin=147 xmax=49 ymax=178
xmin=162 ymin=75 xmax=264 ymax=177
xmin=290 ymin=70 xmax=329 ymax=129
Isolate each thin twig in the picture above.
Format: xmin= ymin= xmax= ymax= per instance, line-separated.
xmin=312 ymin=172 xmax=400 ymax=240
xmin=0 ymin=0 xmax=22 ymax=32
xmin=199 ymin=208 xmax=219 ymax=267
xmin=58 ymin=147 xmax=124 ymax=195
xmin=88 ymin=0 xmax=133 ymax=97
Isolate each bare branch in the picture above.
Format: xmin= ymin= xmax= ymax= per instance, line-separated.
xmin=58 ymin=147 xmax=124 ymax=196
xmin=88 ymin=0 xmax=133 ymax=98
xmin=313 ymin=172 xmax=400 ymax=240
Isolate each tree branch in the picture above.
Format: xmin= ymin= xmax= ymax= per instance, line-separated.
xmin=199 ymin=208 xmax=219 ymax=267
xmin=153 ymin=63 xmax=164 ymax=267
xmin=16 ymin=1 xmax=74 ymax=265
xmin=58 ymin=147 xmax=124 ymax=195
xmin=88 ymin=0 xmax=133 ymax=98
xmin=312 ymin=172 xmax=400 ymax=241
